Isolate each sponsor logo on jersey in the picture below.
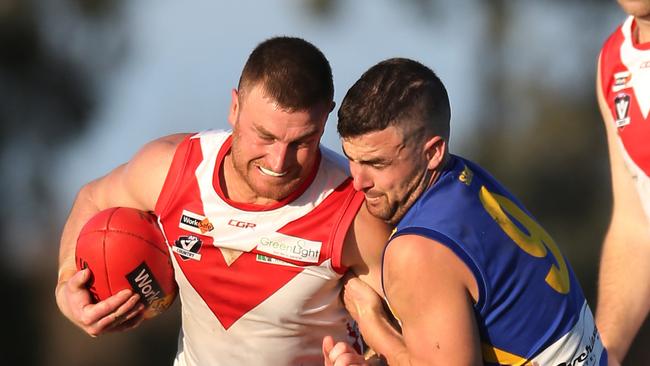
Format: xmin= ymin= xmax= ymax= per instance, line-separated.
xmin=126 ymin=262 xmax=165 ymax=306
xmin=641 ymin=60 xmax=650 ymax=69
xmin=198 ymin=218 xmax=214 ymax=233
xmin=179 ymin=210 xmax=214 ymax=234
xmin=459 ymin=165 xmax=474 ymax=186
xmin=555 ymin=325 xmax=600 ymax=366
xmin=228 ymin=219 xmax=256 ymax=229
xmin=255 ymin=233 xmax=322 ymax=263
xmin=614 ymin=93 xmax=631 ymax=128
xmin=523 ymin=302 xmax=604 ymax=366
xmin=173 ymin=235 xmax=203 ymax=261
xmin=255 ymin=254 xmax=296 ymax=267
xmin=612 ymin=70 xmax=631 ymax=92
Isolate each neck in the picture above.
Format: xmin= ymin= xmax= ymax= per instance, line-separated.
xmin=635 ymin=16 xmax=650 ymax=43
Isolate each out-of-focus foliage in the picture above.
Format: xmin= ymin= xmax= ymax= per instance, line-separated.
xmin=0 ymin=0 xmax=179 ymax=364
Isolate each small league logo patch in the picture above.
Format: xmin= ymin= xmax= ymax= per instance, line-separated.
xmin=614 ymin=93 xmax=631 ymax=128
xmin=172 ymin=235 xmax=203 ymax=261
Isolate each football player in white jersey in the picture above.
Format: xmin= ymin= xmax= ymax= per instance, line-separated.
xmin=596 ymin=2 xmax=650 ymax=365
xmin=55 ymin=37 xmax=388 ymax=365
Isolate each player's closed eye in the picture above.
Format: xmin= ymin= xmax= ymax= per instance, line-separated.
xmin=257 ymin=134 xmax=276 ymax=144
xmin=290 ymin=139 xmax=315 ymax=149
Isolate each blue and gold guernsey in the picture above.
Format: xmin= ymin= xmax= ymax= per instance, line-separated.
xmin=388 ymin=155 xmax=607 ymax=366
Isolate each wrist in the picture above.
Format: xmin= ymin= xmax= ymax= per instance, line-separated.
xmin=357 ymin=309 xmax=406 ymax=360
xmin=54 ymin=279 xmax=68 ymax=314
xmin=357 ymin=304 xmax=386 ymax=328
xmin=57 ymin=266 xmax=77 ymax=285
xmin=55 ymin=267 xmax=77 ymax=309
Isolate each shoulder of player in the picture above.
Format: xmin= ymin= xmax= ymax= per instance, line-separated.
xmin=143 ymin=133 xmax=191 ymax=154
xmin=596 ymin=53 xmax=615 ymax=134
xmin=600 ymin=17 xmax=627 ymax=54
xmin=597 ymin=19 xmax=628 ymax=99
xmin=384 ymin=234 xmax=473 ymax=291
xmin=127 ymin=133 xmax=190 ymax=167
xmin=119 ymin=133 xmax=192 ymax=207
xmin=383 ymin=234 xmax=477 ymax=320
xmin=385 ymin=234 xmax=445 ymax=267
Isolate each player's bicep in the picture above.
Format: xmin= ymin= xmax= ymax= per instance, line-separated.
xmin=87 ymin=134 xmax=187 ymax=212
xmin=384 ymin=235 xmax=482 ymax=365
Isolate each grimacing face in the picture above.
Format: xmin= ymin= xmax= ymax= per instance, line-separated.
xmin=227 ymin=84 xmax=330 ymax=203
xmin=342 ymin=126 xmax=431 ymax=225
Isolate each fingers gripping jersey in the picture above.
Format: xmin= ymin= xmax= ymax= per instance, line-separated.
xmin=600 ymin=16 xmax=650 ymax=222
xmin=389 ymin=156 xmax=607 ymax=365
xmin=154 ymin=130 xmax=364 ymax=366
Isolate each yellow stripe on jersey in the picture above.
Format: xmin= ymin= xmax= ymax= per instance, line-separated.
xmin=481 ymin=343 xmax=531 ymax=365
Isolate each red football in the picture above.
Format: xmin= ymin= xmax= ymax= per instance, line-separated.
xmin=75 ymin=207 xmax=177 ymax=319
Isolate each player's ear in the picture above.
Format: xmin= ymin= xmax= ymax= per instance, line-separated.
xmin=228 ymin=89 xmax=240 ymax=127
xmin=424 ymin=135 xmax=446 ymax=170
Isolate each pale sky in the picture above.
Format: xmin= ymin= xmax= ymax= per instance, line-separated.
xmin=50 ymin=0 xmax=622 ymax=228
xmin=52 ymin=0 xmax=489 ymax=210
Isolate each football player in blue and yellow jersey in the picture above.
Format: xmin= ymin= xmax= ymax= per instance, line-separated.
xmin=323 ymin=58 xmax=607 ymax=366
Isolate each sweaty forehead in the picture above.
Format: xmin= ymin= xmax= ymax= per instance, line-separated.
xmin=341 ymin=127 xmax=405 ymax=161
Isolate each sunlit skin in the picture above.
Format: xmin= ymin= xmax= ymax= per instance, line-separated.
xmin=225 ymin=84 xmax=333 ymax=205
xmin=619 ymin=0 xmax=650 ymax=42
xmin=595 ymin=4 xmax=650 ymax=363
xmin=618 ymin=0 xmax=650 ymax=18
xmin=342 ymin=125 xmax=442 ymax=225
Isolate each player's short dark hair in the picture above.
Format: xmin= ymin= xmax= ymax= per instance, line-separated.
xmin=338 ymin=58 xmax=450 ymax=141
xmin=238 ymin=36 xmax=334 ymax=111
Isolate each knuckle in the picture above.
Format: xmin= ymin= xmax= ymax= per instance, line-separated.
xmin=80 ymin=314 xmax=93 ymax=326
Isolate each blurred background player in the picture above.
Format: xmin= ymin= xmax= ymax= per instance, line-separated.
xmin=324 ymin=58 xmax=607 ymax=365
xmin=596 ymin=1 xmax=650 ymax=365
xmin=55 ymin=36 xmax=390 ymax=365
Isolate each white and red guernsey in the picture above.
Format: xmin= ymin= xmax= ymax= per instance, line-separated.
xmin=600 ymin=15 xmax=650 ymax=221
xmin=154 ymin=130 xmax=364 ymax=366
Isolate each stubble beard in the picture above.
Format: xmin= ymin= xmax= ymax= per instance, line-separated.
xmin=230 ymin=135 xmax=304 ymax=202
xmin=368 ymin=167 xmax=431 ymax=226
